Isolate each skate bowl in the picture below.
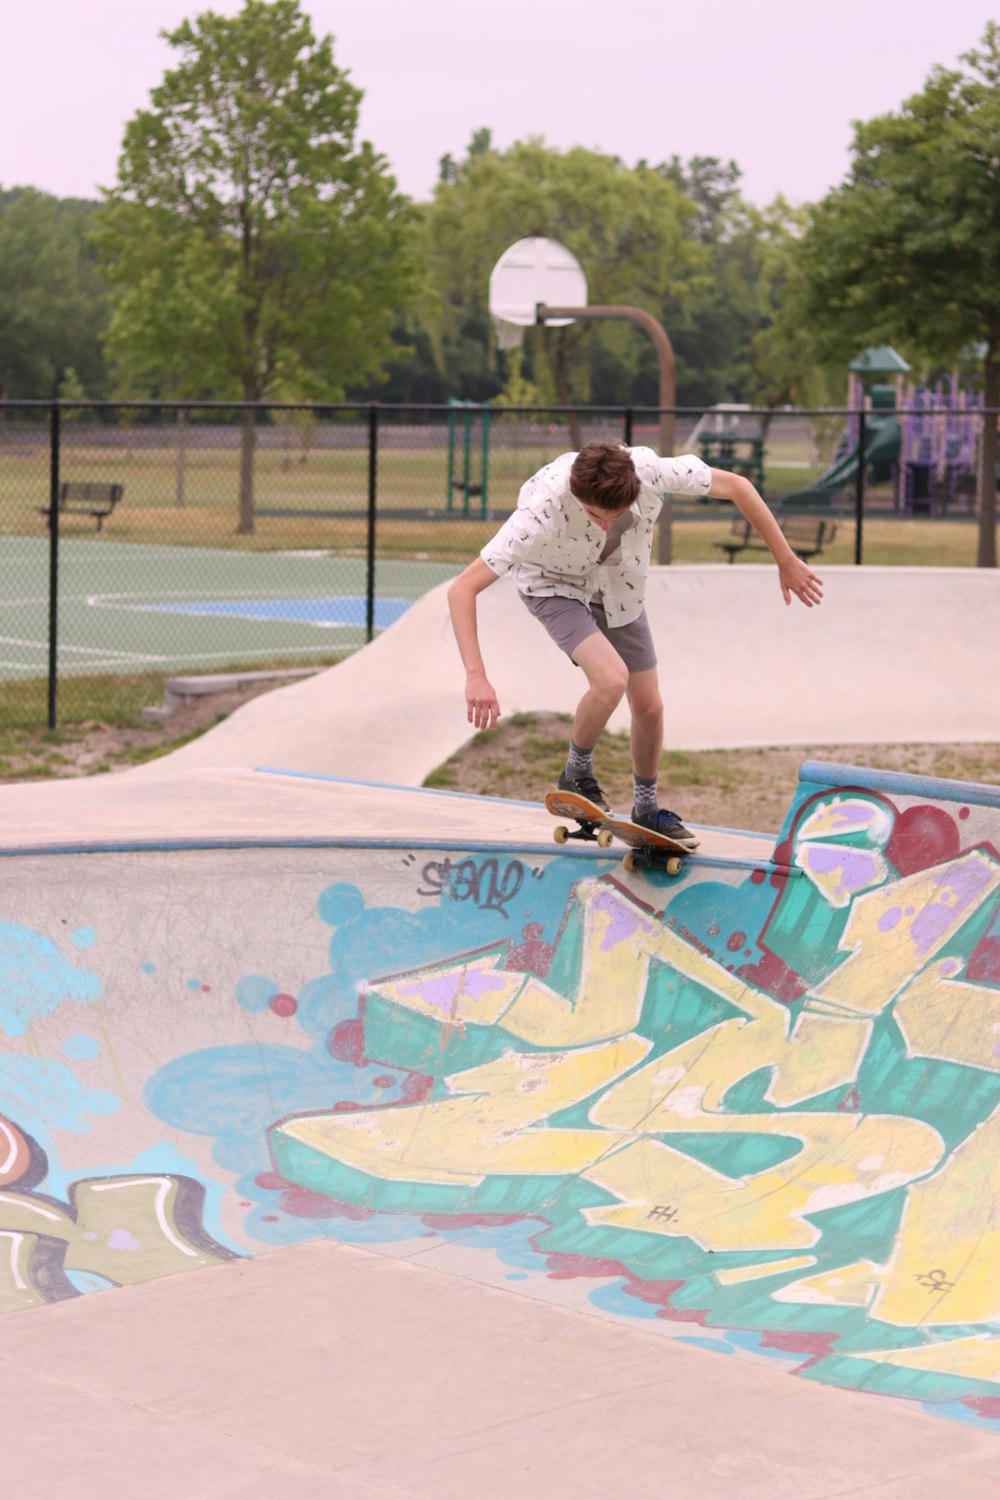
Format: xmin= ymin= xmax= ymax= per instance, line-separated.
xmin=3 ymin=757 xmax=1000 ymax=1494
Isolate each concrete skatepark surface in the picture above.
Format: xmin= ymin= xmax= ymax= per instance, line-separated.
xmin=124 ymin=566 xmax=1000 ymax=786
xmin=1 ymin=568 xmax=999 ymax=1497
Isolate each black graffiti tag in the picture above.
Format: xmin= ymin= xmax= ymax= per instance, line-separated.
xmin=914 ymin=1268 xmax=955 ymax=1292
xmin=417 ymin=856 xmax=526 ymax=918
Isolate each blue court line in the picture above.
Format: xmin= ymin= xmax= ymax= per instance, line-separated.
xmin=142 ymin=596 xmax=412 ymax=628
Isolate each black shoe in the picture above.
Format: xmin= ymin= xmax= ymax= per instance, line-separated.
xmin=558 ymin=769 xmax=611 ymax=813
xmin=632 ymin=806 xmax=699 ymax=850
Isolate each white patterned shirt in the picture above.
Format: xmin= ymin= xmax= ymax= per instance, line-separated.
xmin=480 ymin=446 xmax=712 ymax=625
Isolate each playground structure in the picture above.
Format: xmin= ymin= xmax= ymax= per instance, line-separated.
xmin=786 ymin=346 xmax=984 ymax=512
xmin=445 ymin=398 xmax=491 ymax=516
xmin=688 ymin=404 xmax=767 ymax=492
xmin=445 ymin=346 xmax=986 ymax=520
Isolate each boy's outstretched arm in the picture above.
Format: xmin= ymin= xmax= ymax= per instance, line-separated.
xmin=708 ymin=469 xmax=824 ymax=608
xmin=447 ymin=558 xmax=503 ymax=729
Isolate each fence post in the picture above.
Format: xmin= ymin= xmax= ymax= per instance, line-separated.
xmin=366 ymin=403 xmax=379 ymax=643
xmin=47 ymin=401 xmax=61 ymax=730
xmin=480 ymin=403 xmax=491 ymax=518
xmin=623 ymin=408 xmax=634 ymax=446
xmin=461 ymin=403 xmax=473 ymax=518
xmin=854 ymin=405 xmax=866 ymax=566
xmin=175 ymin=406 xmax=187 ymax=508
xmin=445 ymin=399 xmax=456 ymax=511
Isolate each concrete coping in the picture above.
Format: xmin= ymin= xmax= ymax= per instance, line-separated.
xmin=140 ymin=667 xmax=322 ymax=724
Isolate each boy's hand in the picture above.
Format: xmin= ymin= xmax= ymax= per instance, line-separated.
xmin=779 ymin=554 xmax=824 ymax=608
xmin=466 ymin=671 xmax=501 ymax=730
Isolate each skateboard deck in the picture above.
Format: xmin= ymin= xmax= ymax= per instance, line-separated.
xmin=544 ymin=789 xmax=697 ymax=874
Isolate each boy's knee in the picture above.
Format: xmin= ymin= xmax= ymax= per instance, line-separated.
xmin=638 ymin=687 xmax=664 ymax=716
xmin=631 ymin=686 xmax=663 ymax=725
xmin=614 ymin=658 xmax=632 ymax=694
xmin=627 ymin=668 xmax=662 ymax=712
xmin=593 ymin=660 xmax=629 ymax=703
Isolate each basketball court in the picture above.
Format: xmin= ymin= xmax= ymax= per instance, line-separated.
xmin=0 ymin=536 xmax=455 ymax=678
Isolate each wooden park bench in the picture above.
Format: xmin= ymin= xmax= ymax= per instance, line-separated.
xmin=714 ymin=513 xmax=837 ymax=563
xmin=39 ymin=481 xmax=124 ymax=532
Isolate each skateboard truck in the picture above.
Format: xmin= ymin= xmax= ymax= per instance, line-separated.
xmin=552 ymin=814 xmax=615 ymax=849
xmin=621 ymin=846 xmax=684 ymax=876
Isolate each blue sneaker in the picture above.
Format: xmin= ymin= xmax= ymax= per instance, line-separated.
xmin=632 ymin=806 xmax=699 ymax=850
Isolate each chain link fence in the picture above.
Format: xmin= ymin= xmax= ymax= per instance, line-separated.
xmin=1 ymin=399 xmax=996 ymax=731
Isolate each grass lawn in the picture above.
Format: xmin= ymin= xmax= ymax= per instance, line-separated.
xmin=2 ymin=442 xmax=993 ymax=566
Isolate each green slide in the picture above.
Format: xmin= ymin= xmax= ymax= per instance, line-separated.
xmin=784 ymin=414 xmax=900 ymax=505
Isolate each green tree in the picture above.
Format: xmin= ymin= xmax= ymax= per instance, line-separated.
xmin=654 ymin=156 xmax=757 ymax=406
xmin=421 ymin=136 xmax=708 ymax=421
xmin=742 ymin=198 xmax=844 ymax=416
xmin=0 ymin=189 xmax=108 ymax=399
xmin=651 ymin=160 xmax=841 ymax=415
xmin=93 ymin=0 xmax=419 ymax=532
xmin=786 ymin=22 xmax=1000 ymax=566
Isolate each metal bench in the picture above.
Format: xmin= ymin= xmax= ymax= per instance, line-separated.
xmin=714 ymin=514 xmax=836 ymax=563
xmin=39 ymin=481 xmax=124 ymax=532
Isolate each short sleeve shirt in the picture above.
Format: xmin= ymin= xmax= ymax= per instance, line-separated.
xmin=480 ymin=446 xmax=712 ymax=625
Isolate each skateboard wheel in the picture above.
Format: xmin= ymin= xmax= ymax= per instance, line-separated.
xmin=623 ymin=850 xmax=639 ymax=873
xmin=553 ymin=824 xmax=569 ymax=845
xmin=596 ymin=828 xmax=614 ymax=849
xmin=666 ymin=857 xmax=683 ymax=876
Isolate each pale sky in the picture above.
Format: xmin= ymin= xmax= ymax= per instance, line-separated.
xmin=3 ymin=0 xmax=997 ymax=208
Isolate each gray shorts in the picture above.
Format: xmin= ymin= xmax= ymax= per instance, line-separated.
xmin=519 ymin=592 xmax=657 ymax=673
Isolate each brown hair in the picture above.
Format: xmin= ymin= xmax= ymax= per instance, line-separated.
xmin=569 ymin=441 xmax=640 ymax=511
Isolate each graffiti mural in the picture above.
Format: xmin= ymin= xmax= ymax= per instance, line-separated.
xmin=1 ymin=766 xmax=999 ymax=1430
xmin=0 ymin=1112 xmax=237 ymax=1312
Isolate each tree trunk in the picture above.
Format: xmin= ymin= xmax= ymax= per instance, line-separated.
xmin=236 ymin=401 xmax=256 ymax=535
xmin=978 ymin=350 xmax=998 ymax=568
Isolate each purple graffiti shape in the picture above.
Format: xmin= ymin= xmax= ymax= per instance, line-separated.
xmin=398 ymin=965 xmax=510 ymax=1016
xmin=592 ymin=889 xmax=646 ymax=952
xmin=911 ymin=862 xmax=996 ymax=956
xmin=806 ymin=845 xmax=881 ymax=893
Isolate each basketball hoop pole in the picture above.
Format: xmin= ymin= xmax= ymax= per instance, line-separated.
xmin=536 ymin=304 xmax=676 ymax=455
xmin=537 ymin=302 xmax=678 ymax=562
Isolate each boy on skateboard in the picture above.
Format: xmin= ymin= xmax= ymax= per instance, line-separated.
xmin=447 ymin=441 xmax=823 ymax=846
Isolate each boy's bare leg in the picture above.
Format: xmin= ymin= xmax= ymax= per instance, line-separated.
xmin=626 ymin=667 xmax=664 ymax=779
xmin=568 ymin=633 xmax=629 ymax=750
xmin=626 ymin=665 xmax=696 ymax=843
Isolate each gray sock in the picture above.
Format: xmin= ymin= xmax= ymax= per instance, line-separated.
xmin=633 ymin=775 xmax=658 ymax=816
xmin=565 ymin=741 xmax=594 ymax=780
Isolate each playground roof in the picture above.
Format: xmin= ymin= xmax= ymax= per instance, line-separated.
xmin=849 ymin=344 xmax=911 ymax=375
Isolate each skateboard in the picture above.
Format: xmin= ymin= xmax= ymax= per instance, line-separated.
xmin=544 ymin=789 xmax=696 ymax=876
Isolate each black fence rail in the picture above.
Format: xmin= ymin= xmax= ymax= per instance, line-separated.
xmin=0 ymin=399 xmax=996 ymax=731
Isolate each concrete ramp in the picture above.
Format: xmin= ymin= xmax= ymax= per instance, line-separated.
xmin=2 ymin=761 xmax=1000 ymax=1473
xmin=140 ymin=567 xmax=1000 ymax=783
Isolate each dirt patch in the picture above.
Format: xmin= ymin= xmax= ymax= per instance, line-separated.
xmin=426 ymin=711 xmax=1000 ymax=835
xmin=0 ymin=680 xmax=285 ymax=782
xmin=4 ymin=685 xmax=997 ymax=836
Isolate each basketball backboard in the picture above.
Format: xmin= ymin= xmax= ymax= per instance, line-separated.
xmin=488 ymin=237 xmax=587 ymax=348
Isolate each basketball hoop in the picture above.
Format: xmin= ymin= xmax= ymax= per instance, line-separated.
xmin=491 ymin=314 xmax=527 ymax=352
xmin=487 ymin=238 xmax=587 ymax=353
